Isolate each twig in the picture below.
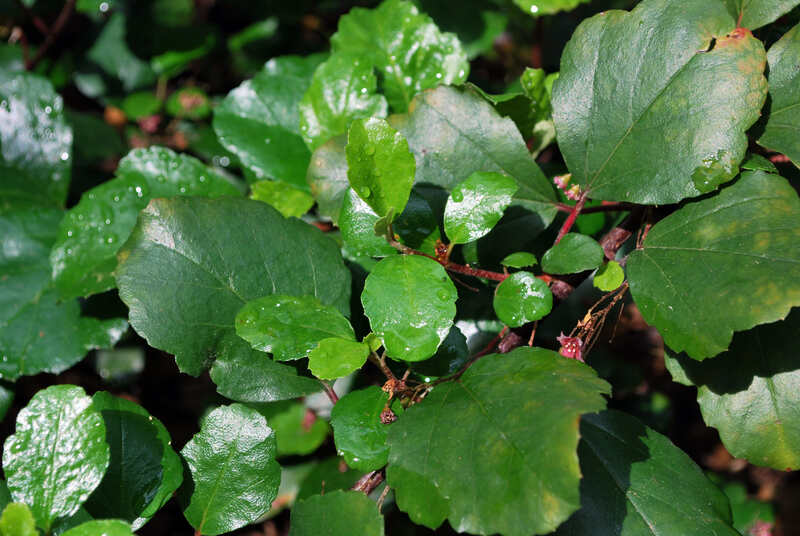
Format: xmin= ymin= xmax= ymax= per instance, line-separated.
xmin=368 ymin=352 xmax=396 ymax=382
xmin=352 ymin=470 xmax=384 ymax=495
xmin=15 ymin=0 xmax=50 ymax=35
xmin=26 ymin=0 xmax=76 ymax=70
xmin=376 ymin=483 xmax=391 ymax=510
xmin=320 ymin=381 xmax=338 ymax=404
xmin=430 ymin=327 xmax=507 ymax=387
xmin=554 ymin=191 xmax=588 ymax=245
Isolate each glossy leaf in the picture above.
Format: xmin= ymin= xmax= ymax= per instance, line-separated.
xmin=346 ymin=117 xmax=416 ymax=219
xmin=330 ymin=386 xmax=402 ymax=472
xmin=593 ymin=261 xmax=625 ymax=292
xmin=236 ymin=295 xmax=354 ymax=361
xmin=60 ymin=520 xmax=133 ymax=536
xmin=444 ymin=172 xmax=517 ymax=244
xmin=250 ymin=180 xmax=314 ymax=218
xmin=501 ymin=251 xmax=537 ymax=268
xmin=84 ymin=392 xmax=182 ymax=530
xmin=180 ymin=404 xmax=280 ymax=536
xmin=0 ymin=72 xmax=71 ymax=208
xmin=52 ymin=146 xmax=240 ymax=299
xmin=299 ymin=53 xmax=388 ymax=151
xmin=254 ymin=402 xmax=330 ymax=457
xmin=289 ymin=490 xmax=384 ymax=536
xmin=0 ymin=208 xmax=127 ymax=381
xmin=552 ymin=0 xmax=767 ymax=203
xmin=541 ymin=233 xmax=604 ymax=275
xmin=331 ymin=0 xmax=469 ymax=112
xmin=362 ymin=255 xmax=457 ymax=362
xmin=0 ymin=503 xmax=36 ymax=536
xmin=339 ymin=189 xmax=398 ymax=258
xmin=628 ymin=171 xmax=800 ymax=359
xmin=308 ymin=136 xmax=350 ymax=223
xmin=664 ymin=310 xmax=800 ymax=470
xmin=309 ymin=338 xmax=370 ymax=380
xmin=555 ymin=410 xmax=738 ymax=535
xmin=493 ymin=271 xmax=553 ymax=327
xmin=115 ymin=197 xmax=348 ymax=401
xmin=387 ymin=347 xmax=610 ymax=535
xmin=390 ymin=86 xmax=557 ymax=225
xmin=757 ymin=22 xmax=800 ymax=167
xmin=2 ymin=385 xmax=109 ymax=532
xmin=214 ymin=56 xmax=325 ymax=188
xmin=514 ymin=0 xmax=590 ymax=16
xmin=723 ymin=0 xmax=800 ymax=30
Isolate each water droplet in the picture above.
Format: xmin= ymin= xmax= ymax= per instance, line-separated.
xmin=99 ymin=1 xmax=109 ymax=12
xmin=451 ymin=189 xmax=464 ymax=202
xmin=66 ymin=248 xmax=73 ymax=255
xmin=67 ymin=230 xmax=73 ymax=237
xmin=360 ymin=87 xmax=368 ymax=94
xmin=179 ymin=186 xmax=186 ymax=193
xmin=219 ymin=156 xmax=231 ymax=167
xmin=403 ymin=76 xmax=412 ymax=86
xmin=135 ymin=186 xmax=144 ymax=197
xmin=105 ymin=235 xmax=115 ymax=244
xmin=365 ymin=145 xmax=376 ymax=156
xmin=458 ymin=69 xmax=465 ymax=78
xmin=265 ymin=138 xmax=271 ymax=144
xmin=112 ymin=195 xmax=120 ymax=202
xmin=360 ymin=186 xmax=372 ymax=198
xmin=44 ymin=106 xmax=52 ymax=114
xmin=104 ymin=218 xmax=111 ymax=225
xmin=199 ymin=175 xmax=206 ymax=183
xmin=437 ymin=290 xmax=450 ymax=301
xmin=529 ymin=4 xmax=539 ymax=13
xmin=60 ymin=151 xmax=69 ymax=161
xmin=435 ymin=72 xmax=442 ymax=80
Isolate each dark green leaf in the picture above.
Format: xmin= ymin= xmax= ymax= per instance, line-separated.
xmin=554 ymin=410 xmax=738 ymax=535
xmin=541 ymin=233 xmax=604 ymax=275
xmin=0 ymin=73 xmax=71 ymax=208
xmin=627 ymin=171 xmax=800 ymax=359
xmin=444 ymin=172 xmax=517 ymax=244
xmin=180 ymin=404 xmax=280 ymax=536
xmin=387 ymin=348 xmax=609 ymax=535
xmin=514 ymin=0 xmax=590 ymax=16
xmin=0 ymin=503 xmax=36 ymax=536
xmin=501 ymin=251 xmax=537 ymax=268
xmin=116 ymin=197 xmax=350 ymax=380
xmin=84 ymin=392 xmax=182 ymax=530
xmin=362 ymin=255 xmax=457 ymax=362
xmin=289 ymin=490 xmax=384 ymax=536
xmin=346 ymin=118 xmax=416 ymax=219
xmin=309 ymin=338 xmax=370 ymax=380
xmin=723 ymin=0 xmax=800 ymax=30
xmin=236 ymin=295 xmax=354 ymax=362
xmin=296 ymin=457 xmax=362 ymax=501
xmin=60 ymin=520 xmax=134 ymax=536
xmin=664 ymin=311 xmax=800 ymax=470
xmin=339 ymin=189 xmax=398 ymax=258
xmin=493 ymin=271 xmax=553 ymax=327
xmin=552 ymin=0 xmax=767 ymax=203
xmin=87 ymin=14 xmax=155 ymax=92
xmin=330 ymin=386 xmax=402 ymax=472
xmin=250 ymin=180 xmax=314 ymax=218
xmin=2 ymin=385 xmax=109 ymax=532
xmin=66 ymin=110 xmax=125 ymax=164
xmin=741 ymin=153 xmax=778 ymax=173
xmin=52 ymin=146 xmax=240 ymax=299
xmin=593 ymin=261 xmax=625 ymax=292
xmin=331 ymin=0 xmax=468 ymax=112
xmin=758 ymin=22 xmax=800 ymax=167
xmin=299 ymin=54 xmax=388 ymax=151
xmin=0 ymin=384 xmax=12 ymax=422
xmin=0 ymin=208 xmax=127 ymax=381
xmin=308 ymin=136 xmax=350 ymax=223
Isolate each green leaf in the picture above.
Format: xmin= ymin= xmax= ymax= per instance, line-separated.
xmin=2 ymin=385 xmax=110 ymax=532
xmin=0 ymin=385 xmax=12 ymax=422
xmin=0 ymin=73 xmax=72 ymax=209
xmin=541 ymin=233 xmax=604 ymax=275
xmin=308 ymin=136 xmax=350 ymax=223
xmin=309 ymin=338 xmax=370 ymax=380
xmin=501 ymin=251 xmax=537 ymax=269
xmin=554 ymin=410 xmax=739 ymax=535
xmin=84 ymin=392 xmax=182 ymax=530
xmin=331 ymin=0 xmax=468 ymax=112
xmin=214 ymin=56 xmax=325 ymax=189
xmin=444 ymin=172 xmax=517 ymax=244
xmin=346 ymin=118 xmax=416 ymax=219
xmin=757 ymin=22 xmax=800 ymax=168
xmin=87 ymin=13 xmax=155 ymax=92
xmin=253 ymin=402 xmax=330 ymax=457
xmin=330 ymin=386 xmax=402 ymax=472
xmin=52 ymin=146 xmax=240 ymax=299
xmin=250 ymin=180 xmax=314 ymax=218
xmin=296 ymin=458 xmax=362 ymax=501
xmin=493 ymin=271 xmax=553 ymax=327
xmin=552 ymin=0 xmax=767 ymax=203
xmin=339 ymin=189 xmax=398 ymax=258
xmin=0 ymin=503 xmax=36 ymax=536
xmin=387 ymin=347 xmax=610 ymax=535
xmin=627 ymin=171 xmax=800 ymax=360
xmin=236 ymin=295 xmax=354 ymax=362
xmin=723 ymin=0 xmax=800 ymax=30
xmin=362 ymin=255 xmax=457 ymax=362
xmin=166 ymin=87 xmax=211 ymax=119
xmin=664 ymin=310 xmax=800 ymax=470
xmin=299 ymin=53 xmax=388 ymax=151
xmin=593 ymin=261 xmax=625 ymax=292
xmin=120 ymin=92 xmax=161 ymax=120
xmin=289 ymin=490 xmax=384 ymax=536
xmin=0 ymin=208 xmax=127 ymax=381
xmin=116 ymin=197 xmax=350 ymax=380
xmin=61 ymin=520 xmax=134 ymax=536
xmin=514 ymin=0 xmax=590 ymax=16
xmin=180 ymin=404 xmax=280 ymax=535
xmin=741 ymin=152 xmax=778 ymax=173
xmin=391 ymin=86 xmax=557 ymax=226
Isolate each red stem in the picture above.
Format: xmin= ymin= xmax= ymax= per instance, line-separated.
xmin=554 ymin=192 xmax=588 ymax=245
xmin=25 ymin=0 xmax=76 ymax=70
xmin=320 ymin=381 xmax=338 ymax=404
